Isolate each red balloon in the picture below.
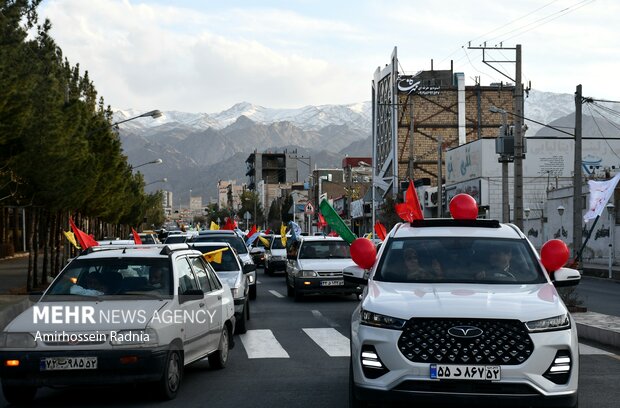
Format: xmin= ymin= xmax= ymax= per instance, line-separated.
xmin=350 ymin=238 xmax=377 ymax=269
xmin=540 ymin=239 xmax=570 ymax=272
xmin=449 ymin=194 xmax=478 ymax=220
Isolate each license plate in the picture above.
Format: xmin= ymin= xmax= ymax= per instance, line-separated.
xmin=320 ymin=280 xmax=344 ymax=286
xmin=40 ymin=357 xmax=98 ymax=371
xmin=430 ymin=364 xmax=500 ymax=381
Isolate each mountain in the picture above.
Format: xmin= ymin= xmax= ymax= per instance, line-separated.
xmin=118 ymin=91 xmax=620 ymax=205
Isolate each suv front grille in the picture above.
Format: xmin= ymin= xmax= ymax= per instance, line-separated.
xmin=398 ymin=318 xmax=534 ymax=365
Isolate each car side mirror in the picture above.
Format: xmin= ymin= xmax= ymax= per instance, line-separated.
xmin=551 ymin=267 xmax=581 ymax=287
xmin=343 ymin=265 xmax=368 ymax=286
xmin=179 ymin=288 xmax=204 ymax=302
xmin=243 ymin=264 xmax=256 ymax=274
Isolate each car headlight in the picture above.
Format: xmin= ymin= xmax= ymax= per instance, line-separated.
xmin=361 ymin=309 xmax=406 ymax=330
xmin=525 ymin=314 xmax=570 ymax=332
xmin=300 ymin=270 xmax=318 ymax=277
xmin=109 ymin=328 xmax=159 ymax=346
xmin=0 ymin=332 xmax=37 ymax=348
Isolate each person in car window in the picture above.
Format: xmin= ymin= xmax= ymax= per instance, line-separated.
xmin=70 ymin=272 xmax=107 ymax=296
xmin=149 ymin=266 xmax=169 ymax=291
xmin=476 ymin=246 xmax=516 ymax=280
xmin=402 ymin=247 xmax=435 ymax=280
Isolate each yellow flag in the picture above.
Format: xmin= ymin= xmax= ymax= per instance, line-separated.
xmin=280 ymin=224 xmax=287 ymax=247
xmin=210 ymin=221 xmax=220 ymax=230
xmin=258 ymin=235 xmax=270 ymax=248
xmin=364 ymin=232 xmax=373 ymax=239
xmin=202 ymin=247 xmax=228 ymax=264
xmin=63 ymin=231 xmax=80 ymax=249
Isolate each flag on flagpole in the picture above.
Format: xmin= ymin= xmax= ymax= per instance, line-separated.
xmin=395 ymin=179 xmax=424 ymax=223
xmin=318 ymin=199 xmax=357 ymax=244
xmin=288 ymin=221 xmax=302 ymax=242
xmin=374 ymin=221 xmax=387 ymax=241
xmin=280 ymin=223 xmax=287 ymax=247
xmin=63 ymin=231 xmax=80 ymax=249
xmin=69 ymin=217 xmax=99 ymax=250
xmin=317 ymin=213 xmax=328 ymax=229
xmin=132 ymin=228 xmax=142 ymax=245
xmin=210 ymin=221 xmax=220 ymax=230
xmin=584 ymin=173 xmax=620 ymax=222
xmin=258 ymin=235 xmax=271 ymax=248
xmin=246 ymin=224 xmax=257 ymax=239
xmin=202 ymin=247 xmax=228 ymax=264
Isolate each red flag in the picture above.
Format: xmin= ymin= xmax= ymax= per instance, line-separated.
xmin=318 ymin=213 xmax=328 ymax=229
xmin=395 ymin=179 xmax=424 ymax=223
xmin=374 ymin=221 xmax=387 ymax=241
xmin=132 ymin=228 xmax=142 ymax=245
xmin=264 ymin=229 xmax=272 ymax=234
xmin=222 ymin=217 xmax=235 ymax=230
xmin=247 ymin=224 xmax=257 ymax=238
xmin=69 ymin=217 xmax=99 ymax=250
xmin=327 ymin=231 xmax=339 ymax=237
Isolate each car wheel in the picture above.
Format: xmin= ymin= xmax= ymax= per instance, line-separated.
xmin=349 ymin=360 xmax=369 ymax=408
xmin=286 ymin=274 xmax=294 ymax=297
xmin=249 ymin=284 xmax=257 ymax=300
xmin=208 ymin=326 xmax=230 ymax=369
xmin=236 ymin=302 xmax=248 ymax=334
xmin=1 ymin=382 xmax=37 ymax=405
xmin=158 ymin=348 xmax=183 ymax=400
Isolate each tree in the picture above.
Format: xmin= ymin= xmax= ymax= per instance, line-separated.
xmin=267 ymin=199 xmax=281 ymax=231
xmin=281 ymin=194 xmax=293 ymax=224
xmin=238 ymin=190 xmax=265 ymax=228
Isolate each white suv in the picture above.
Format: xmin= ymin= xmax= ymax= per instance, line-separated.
xmin=346 ymin=219 xmax=581 ymax=408
xmin=0 ymin=244 xmax=235 ymax=404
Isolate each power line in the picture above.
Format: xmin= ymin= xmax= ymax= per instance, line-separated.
xmin=586 ymin=104 xmax=620 ymax=160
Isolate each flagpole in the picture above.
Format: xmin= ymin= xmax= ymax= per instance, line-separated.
xmin=573 ymin=215 xmax=600 ymax=264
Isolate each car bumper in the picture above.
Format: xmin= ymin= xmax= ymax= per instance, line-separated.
xmin=295 ymin=276 xmax=362 ymax=296
xmin=233 ymin=297 xmax=247 ymax=317
xmin=267 ymin=259 xmax=286 ymax=271
xmin=350 ymin=318 xmax=579 ymax=406
xmin=0 ymin=347 xmax=169 ymax=387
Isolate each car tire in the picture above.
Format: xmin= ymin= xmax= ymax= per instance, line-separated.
xmin=157 ymin=348 xmax=183 ymax=400
xmin=349 ymin=360 xmax=369 ymax=408
xmin=236 ymin=302 xmax=248 ymax=334
xmin=249 ymin=284 xmax=257 ymax=300
xmin=1 ymin=382 xmax=37 ymax=405
xmin=286 ymin=274 xmax=294 ymax=297
xmin=208 ymin=326 xmax=230 ymax=369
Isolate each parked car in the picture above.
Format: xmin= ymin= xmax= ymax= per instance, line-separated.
xmin=345 ymin=219 xmax=581 ymax=408
xmin=191 ymin=231 xmax=257 ymax=300
xmin=264 ymin=234 xmax=288 ymax=276
xmin=285 ymin=236 xmax=361 ymax=301
xmin=0 ymin=244 xmax=236 ymax=404
xmin=192 ymin=242 xmax=253 ymax=334
xmin=249 ymin=234 xmax=271 ymax=267
xmin=127 ymin=231 xmax=161 ymax=244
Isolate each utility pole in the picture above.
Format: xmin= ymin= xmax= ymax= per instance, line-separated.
xmin=573 ymin=85 xmax=583 ymax=259
xmin=437 ymin=136 xmax=443 ymax=218
xmin=408 ymin=97 xmax=415 ymax=180
xmin=513 ymin=44 xmax=524 ymax=230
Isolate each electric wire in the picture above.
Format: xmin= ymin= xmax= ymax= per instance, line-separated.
xmin=585 ymin=104 xmax=620 ymax=161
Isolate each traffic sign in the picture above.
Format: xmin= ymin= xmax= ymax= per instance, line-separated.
xmin=304 ymin=202 xmax=315 ymax=215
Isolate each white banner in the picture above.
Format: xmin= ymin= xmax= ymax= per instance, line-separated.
xmin=584 ymin=173 xmax=620 ymax=222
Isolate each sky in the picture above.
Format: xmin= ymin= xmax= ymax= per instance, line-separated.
xmin=37 ymin=0 xmax=619 ymax=113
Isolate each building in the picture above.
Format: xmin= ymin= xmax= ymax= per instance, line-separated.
xmin=217 ymin=180 xmax=246 ymax=210
xmin=246 ymin=151 xmax=298 ymax=213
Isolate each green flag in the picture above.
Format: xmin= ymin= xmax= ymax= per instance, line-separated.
xmin=319 ymin=199 xmax=357 ymax=244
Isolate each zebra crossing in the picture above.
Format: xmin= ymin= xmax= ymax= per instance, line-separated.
xmin=237 ymin=328 xmax=614 ymax=359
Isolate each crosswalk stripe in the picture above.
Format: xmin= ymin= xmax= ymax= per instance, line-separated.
xmin=303 ymin=328 xmax=350 ymax=357
xmin=269 ymin=290 xmax=284 ymax=298
xmin=240 ymin=330 xmax=290 ymax=359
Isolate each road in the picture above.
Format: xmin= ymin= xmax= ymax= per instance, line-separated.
xmin=574 ymin=276 xmax=620 ymax=316
xmin=1 ymin=267 xmax=619 ymax=407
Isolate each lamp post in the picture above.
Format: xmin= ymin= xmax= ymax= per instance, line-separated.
xmin=607 ymin=203 xmax=615 ymax=279
xmin=557 ymin=205 xmax=565 ymax=239
xmin=133 ymin=158 xmax=163 ymax=170
xmin=112 ymin=110 xmax=162 ymax=127
xmin=145 ymin=178 xmax=167 ymax=187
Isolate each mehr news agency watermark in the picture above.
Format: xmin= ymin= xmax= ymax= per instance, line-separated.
xmin=30 ymin=305 xmax=217 ymax=344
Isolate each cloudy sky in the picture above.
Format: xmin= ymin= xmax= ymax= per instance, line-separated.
xmin=38 ymin=0 xmax=618 ymax=113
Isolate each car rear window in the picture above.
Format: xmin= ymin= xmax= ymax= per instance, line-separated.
xmin=192 ymin=235 xmax=248 ymax=254
xmin=299 ymin=241 xmax=351 ymax=259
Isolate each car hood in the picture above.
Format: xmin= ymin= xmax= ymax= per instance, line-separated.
xmin=215 ymin=271 xmax=241 ymax=289
xmin=363 ymin=281 xmax=567 ymax=322
xmin=299 ymin=258 xmax=356 ymax=272
xmin=5 ymin=299 xmax=170 ymax=333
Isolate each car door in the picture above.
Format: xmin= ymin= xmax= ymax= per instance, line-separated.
xmin=189 ymin=255 xmax=223 ymax=352
xmin=174 ymin=256 xmax=208 ymax=362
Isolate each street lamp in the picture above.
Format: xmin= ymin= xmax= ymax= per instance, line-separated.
xmin=133 ymin=158 xmax=163 ymax=170
xmin=607 ymin=203 xmax=615 ymax=279
xmin=112 ymin=110 xmax=162 ymax=127
xmin=557 ymin=205 xmax=565 ymax=239
xmin=145 ymin=178 xmax=167 ymax=187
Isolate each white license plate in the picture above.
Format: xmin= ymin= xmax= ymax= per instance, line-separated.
xmin=430 ymin=364 xmax=500 ymax=381
xmin=40 ymin=357 xmax=98 ymax=371
xmin=320 ymin=280 xmax=344 ymax=286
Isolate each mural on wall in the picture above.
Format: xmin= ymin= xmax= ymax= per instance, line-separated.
xmin=527 ymin=228 xmax=539 ymax=238
xmin=594 ymin=227 xmax=610 ymax=239
xmin=554 ymin=226 xmax=568 ymax=239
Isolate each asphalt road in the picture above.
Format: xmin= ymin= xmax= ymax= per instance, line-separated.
xmin=574 ymin=276 xmax=620 ymax=316
xmin=1 ymin=267 xmax=619 ymax=407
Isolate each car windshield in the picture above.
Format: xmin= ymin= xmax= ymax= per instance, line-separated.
xmin=299 ymin=241 xmax=351 ymax=259
xmin=192 ymin=235 xmax=248 ymax=254
xmin=375 ymin=237 xmax=546 ymax=284
xmin=271 ymin=237 xmax=286 ymax=249
xmin=195 ymin=247 xmax=240 ymax=272
xmin=43 ymin=258 xmax=173 ymax=299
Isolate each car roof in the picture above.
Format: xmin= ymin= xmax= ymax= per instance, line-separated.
xmin=300 ymin=236 xmax=345 ymax=242
xmin=198 ymin=230 xmax=235 ymax=235
xmin=391 ymin=219 xmax=524 ymax=240
xmin=76 ymin=244 xmax=199 ymax=260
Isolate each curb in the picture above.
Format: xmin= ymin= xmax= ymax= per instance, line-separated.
xmin=572 ymin=312 xmax=620 ymax=349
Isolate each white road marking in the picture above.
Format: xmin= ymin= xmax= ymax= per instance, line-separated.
xmin=579 ymin=343 xmax=614 ymax=355
xmin=269 ymin=290 xmax=284 ymax=298
xmin=311 ymin=309 xmax=340 ymax=327
xmin=239 ymin=330 xmax=290 ymax=359
xmin=303 ymin=328 xmax=350 ymax=357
